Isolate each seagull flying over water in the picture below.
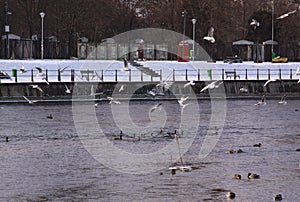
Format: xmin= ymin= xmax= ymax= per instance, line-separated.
xmin=121 ymin=58 xmax=130 ymax=71
xmin=35 ymin=66 xmax=45 ymax=77
xmin=23 ymin=96 xmax=37 ymax=104
xmin=58 ymin=65 xmax=70 ymax=73
xmin=119 ymin=85 xmax=125 ymax=92
xmin=30 ymin=84 xmax=44 ymax=94
xmin=65 ymin=84 xmax=71 ymax=94
xmin=108 ymin=97 xmax=121 ymax=105
xmin=20 ymin=65 xmax=27 ymax=73
xmin=184 ymin=80 xmax=195 ymax=88
xmin=200 ymin=80 xmax=223 ymax=92
xmin=295 ymin=67 xmax=300 ymax=76
xmin=255 ymin=95 xmax=266 ymax=106
xmin=264 ymin=78 xmax=277 ymax=87
xmin=278 ymin=95 xmax=287 ymax=105
xmin=203 ymin=27 xmax=215 ymax=43
xmin=150 ymin=103 xmax=162 ymax=113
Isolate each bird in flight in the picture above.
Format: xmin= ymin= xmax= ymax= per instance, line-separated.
xmin=35 ymin=66 xmax=45 ymax=77
xmin=23 ymin=96 xmax=37 ymax=104
xmin=295 ymin=67 xmax=300 ymax=76
xmin=254 ymin=95 xmax=266 ymax=106
xmin=184 ymin=80 xmax=195 ymax=88
xmin=203 ymin=27 xmax=215 ymax=43
xmin=20 ymin=65 xmax=27 ymax=73
xmin=108 ymin=97 xmax=121 ymax=105
xmin=65 ymin=84 xmax=71 ymax=94
xmin=278 ymin=95 xmax=287 ymax=105
xmin=150 ymin=103 xmax=162 ymax=113
xmin=30 ymin=84 xmax=44 ymax=94
xmin=200 ymin=80 xmax=223 ymax=92
xmin=277 ymin=6 xmax=300 ymax=20
xmin=58 ymin=65 xmax=69 ymax=73
xmin=119 ymin=85 xmax=125 ymax=92
xmin=264 ymin=78 xmax=277 ymax=87
xmin=121 ymin=58 xmax=130 ymax=71
xmin=250 ymin=19 xmax=260 ymax=30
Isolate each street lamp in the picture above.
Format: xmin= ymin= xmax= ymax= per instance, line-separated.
xmin=4 ymin=0 xmax=12 ymax=59
xmin=192 ymin=19 xmax=197 ymax=61
xmin=181 ymin=10 xmax=187 ymax=41
xmin=271 ymin=0 xmax=275 ymax=59
xmin=40 ymin=12 xmax=46 ymax=59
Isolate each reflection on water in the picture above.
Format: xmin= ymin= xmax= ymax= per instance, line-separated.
xmin=0 ymin=99 xmax=299 ymax=201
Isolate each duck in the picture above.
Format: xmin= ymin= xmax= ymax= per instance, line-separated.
xmin=47 ymin=114 xmax=53 ymax=119
xmin=248 ymin=173 xmax=260 ymax=179
xmin=236 ymin=149 xmax=244 ymax=153
xmin=253 ymin=143 xmax=261 ymax=147
xmin=226 ymin=150 xmax=234 ymax=154
xmin=234 ymin=174 xmax=241 ymax=180
xmin=226 ymin=192 xmax=236 ymax=199
xmin=273 ymin=194 xmax=282 ymax=201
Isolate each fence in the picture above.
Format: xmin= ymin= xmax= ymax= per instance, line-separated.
xmin=1 ymin=68 xmax=299 ymax=84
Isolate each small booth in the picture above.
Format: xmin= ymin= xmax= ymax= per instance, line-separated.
xmin=232 ymin=39 xmax=254 ymax=61
xmin=177 ymin=41 xmax=190 ymax=62
xmin=262 ymin=39 xmax=278 ymax=62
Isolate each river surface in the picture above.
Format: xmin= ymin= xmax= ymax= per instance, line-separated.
xmin=0 ymin=99 xmax=299 ymax=201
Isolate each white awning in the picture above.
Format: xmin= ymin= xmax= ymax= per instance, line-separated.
xmin=263 ymin=40 xmax=278 ymax=45
xmin=232 ymin=40 xmax=254 ymax=45
xmin=1 ymin=34 xmax=21 ymax=40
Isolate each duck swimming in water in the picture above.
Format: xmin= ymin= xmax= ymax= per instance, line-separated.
xmin=248 ymin=173 xmax=260 ymax=179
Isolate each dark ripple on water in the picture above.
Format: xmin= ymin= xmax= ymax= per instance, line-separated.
xmin=0 ymin=100 xmax=300 ymax=201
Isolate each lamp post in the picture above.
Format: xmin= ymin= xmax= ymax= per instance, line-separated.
xmin=271 ymin=0 xmax=275 ymax=59
xmin=181 ymin=10 xmax=187 ymax=41
xmin=40 ymin=12 xmax=45 ymax=59
xmin=192 ymin=19 xmax=197 ymax=61
xmin=4 ymin=0 xmax=11 ymax=59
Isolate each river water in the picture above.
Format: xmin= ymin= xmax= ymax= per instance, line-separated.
xmin=0 ymin=99 xmax=299 ymax=201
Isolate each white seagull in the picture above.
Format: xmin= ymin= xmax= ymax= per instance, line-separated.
xmin=119 ymin=85 xmax=125 ymax=92
xmin=255 ymin=95 xmax=267 ymax=106
xmin=278 ymin=95 xmax=287 ymax=105
xmin=184 ymin=80 xmax=195 ymax=88
xmin=108 ymin=97 xmax=121 ymax=105
xmin=20 ymin=65 xmax=27 ymax=73
xmin=295 ymin=67 xmax=300 ymax=76
xmin=264 ymin=78 xmax=277 ymax=87
xmin=121 ymin=58 xmax=130 ymax=71
xmin=150 ymin=103 xmax=162 ymax=113
xmin=35 ymin=66 xmax=45 ymax=77
xmin=30 ymin=84 xmax=44 ymax=94
xmin=200 ymin=80 xmax=223 ymax=92
xmin=250 ymin=19 xmax=260 ymax=30
xmin=58 ymin=65 xmax=70 ymax=73
xmin=23 ymin=96 xmax=37 ymax=104
xmin=65 ymin=84 xmax=71 ymax=94
xmin=90 ymin=85 xmax=103 ymax=96
xmin=203 ymin=27 xmax=215 ymax=43
xmin=277 ymin=6 xmax=300 ymax=20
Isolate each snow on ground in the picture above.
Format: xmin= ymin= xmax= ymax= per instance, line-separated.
xmin=0 ymin=59 xmax=299 ymax=83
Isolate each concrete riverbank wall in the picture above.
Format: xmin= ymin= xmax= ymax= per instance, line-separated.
xmin=1 ymin=80 xmax=300 ymax=102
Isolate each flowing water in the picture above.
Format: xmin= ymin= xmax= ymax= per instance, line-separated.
xmin=0 ymin=99 xmax=299 ymax=201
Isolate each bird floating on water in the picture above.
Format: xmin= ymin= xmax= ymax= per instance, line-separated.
xmin=234 ymin=174 xmax=241 ymax=180
xmin=273 ymin=194 xmax=282 ymax=201
xmin=203 ymin=27 xmax=215 ymax=43
xmin=226 ymin=192 xmax=236 ymax=199
xmin=248 ymin=173 xmax=260 ymax=179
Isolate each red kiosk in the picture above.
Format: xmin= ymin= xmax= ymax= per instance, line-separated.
xmin=177 ymin=41 xmax=190 ymax=62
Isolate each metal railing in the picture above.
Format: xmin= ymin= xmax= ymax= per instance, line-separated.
xmin=0 ymin=68 xmax=299 ymax=83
